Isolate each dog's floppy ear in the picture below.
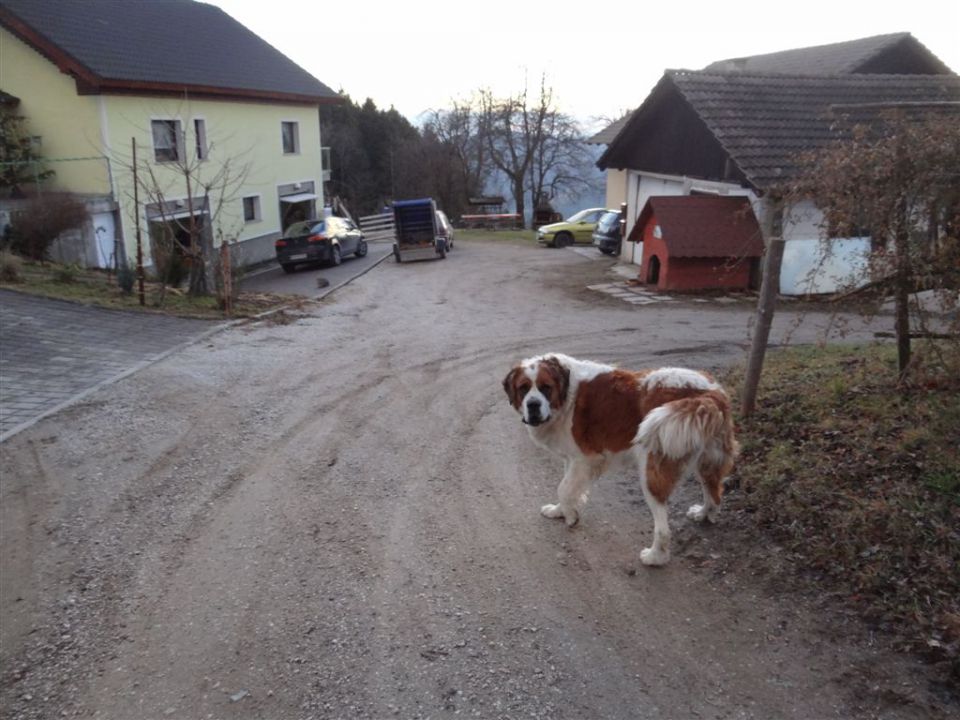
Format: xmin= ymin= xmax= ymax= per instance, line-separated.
xmin=542 ymin=356 xmax=570 ymax=409
xmin=502 ymin=366 xmax=523 ymax=408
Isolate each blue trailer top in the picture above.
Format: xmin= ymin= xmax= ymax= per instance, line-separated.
xmin=393 ymin=198 xmax=434 ymax=209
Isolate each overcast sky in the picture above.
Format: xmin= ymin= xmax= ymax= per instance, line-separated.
xmin=209 ymin=0 xmax=959 ymax=133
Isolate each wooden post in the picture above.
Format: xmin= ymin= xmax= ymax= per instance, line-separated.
xmin=741 ymin=198 xmax=784 ymax=416
xmin=131 ymin=137 xmax=145 ymax=306
xmin=219 ymin=239 xmax=232 ymax=317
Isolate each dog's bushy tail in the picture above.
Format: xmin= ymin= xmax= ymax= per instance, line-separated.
xmin=634 ymin=390 xmax=733 ymax=460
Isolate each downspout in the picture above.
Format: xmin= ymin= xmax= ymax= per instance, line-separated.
xmin=98 ymin=95 xmax=124 ymax=269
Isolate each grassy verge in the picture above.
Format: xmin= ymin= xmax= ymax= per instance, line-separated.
xmin=0 ymin=257 xmax=298 ymax=320
xmin=724 ymin=342 xmax=960 ymax=668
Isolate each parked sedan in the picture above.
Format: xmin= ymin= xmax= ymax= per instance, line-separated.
xmin=592 ymin=210 xmax=623 ymax=255
xmin=275 ymin=216 xmax=368 ymax=273
xmin=436 ymin=209 xmax=455 ymax=251
xmin=537 ymin=207 xmax=608 ymax=247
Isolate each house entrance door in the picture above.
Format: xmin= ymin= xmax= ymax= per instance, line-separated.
xmin=92 ymin=212 xmax=116 ymax=269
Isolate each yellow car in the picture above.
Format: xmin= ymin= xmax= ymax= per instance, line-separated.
xmin=536 ymin=208 xmax=610 ymax=247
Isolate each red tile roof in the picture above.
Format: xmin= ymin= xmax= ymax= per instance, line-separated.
xmin=632 ymin=196 xmax=764 ymax=258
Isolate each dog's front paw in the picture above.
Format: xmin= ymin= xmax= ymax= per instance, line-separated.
xmin=640 ymin=547 xmax=670 ymax=566
xmin=541 ymin=503 xmax=564 ymax=519
xmin=540 ymin=504 xmax=579 ymax=527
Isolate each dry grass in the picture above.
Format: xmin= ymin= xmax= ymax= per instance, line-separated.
xmin=724 ymin=342 xmax=960 ymax=671
xmin=0 ymin=257 xmax=297 ymax=320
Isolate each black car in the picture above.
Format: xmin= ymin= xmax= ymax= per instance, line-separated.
xmin=275 ymin=216 xmax=367 ymax=273
xmin=592 ymin=210 xmax=622 ymax=255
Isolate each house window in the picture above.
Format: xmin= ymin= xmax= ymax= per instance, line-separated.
xmin=152 ymin=119 xmax=182 ymax=162
xmin=242 ymin=195 xmax=261 ymax=223
xmin=281 ymin=121 xmax=299 ymax=154
xmin=194 ymin=119 xmax=207 ymax=160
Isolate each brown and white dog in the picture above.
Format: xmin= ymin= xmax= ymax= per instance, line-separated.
xmin=502 ymin=353 xmax=738 ymax=565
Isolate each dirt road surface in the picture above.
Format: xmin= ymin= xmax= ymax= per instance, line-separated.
xmin=1 ymin=240 xmax=948 ymax=719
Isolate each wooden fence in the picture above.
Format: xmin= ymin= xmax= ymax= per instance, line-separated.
xmin=358 ymin=211 xmax=396 ymax=243
xmin=459 ymin=213 xmax=523 ymax=230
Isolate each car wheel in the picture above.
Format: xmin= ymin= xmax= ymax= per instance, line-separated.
xmin=281 ymin=263 xmax=296 ymax=274
xmin=554 ymin=232 xmax=572 ymax=248
xmin=437 ymin=243 xmax=446 ymax=259
xmin=330 ymin=244 xmax=342 ymax=266
xmin=355 ymin=239 xmax=368 ymax=258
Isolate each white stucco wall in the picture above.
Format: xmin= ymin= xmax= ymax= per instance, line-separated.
xmin=780 ymin=199 xmax=871 ymax=295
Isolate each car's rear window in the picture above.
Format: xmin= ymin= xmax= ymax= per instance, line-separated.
xmin=598 ymin=212 xmax=620 ymax=230
xmin=283 ymin=220 xmax=324 ymax=238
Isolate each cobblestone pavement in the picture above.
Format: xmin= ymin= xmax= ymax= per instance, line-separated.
xmin=587 ymin=281 xmax=750 ymax=306
xmin=0 ymin=290 xmax=218 ymax=440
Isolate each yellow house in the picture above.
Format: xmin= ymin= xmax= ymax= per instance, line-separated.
xmin=0 ymin=0 xmax=341 ymax=269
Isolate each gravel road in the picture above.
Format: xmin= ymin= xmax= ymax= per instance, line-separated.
xmin=1 ymin=239 xmax=947 ymax=719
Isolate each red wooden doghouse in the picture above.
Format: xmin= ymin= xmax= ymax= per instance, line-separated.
xmin=630 ymin=196 xmax=764 ymax=291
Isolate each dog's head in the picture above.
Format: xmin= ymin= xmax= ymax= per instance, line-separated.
xmin=502 ymin=355 xmax=570 ymax=427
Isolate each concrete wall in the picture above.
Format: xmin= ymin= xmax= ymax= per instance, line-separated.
xmin=780 ymin=199 xmax=871 ymax=295
xmin=603 ymin=169 xmax=628 ymax=212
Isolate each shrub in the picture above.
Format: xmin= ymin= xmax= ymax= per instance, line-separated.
xmin=117 ymin=263 xmax=135 ymax=295
xmin=9 ymin=193 xmax=88 ymax=260
xmin=53 ymin=263 xmax=80 ymax=283
xmin=160 ymin=249 xmax=189 ymax=288
xmin=0 ymin=250 xmax=23 ymax=282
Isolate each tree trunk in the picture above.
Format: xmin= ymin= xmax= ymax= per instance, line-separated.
xmin=512 ymin=177 xmax=526 ymax=228
xmin=893 ymin=223 xmax=912 ymax=380
xmin=741 ymin=237 xmax=785 ymax=416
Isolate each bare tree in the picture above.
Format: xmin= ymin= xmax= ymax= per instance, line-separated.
xmin=114 ymin=108 xmax=251 ymax=298
xmin=790 ymin=107 xmax=960 ymax=380
xmin=474 ymin=76 xmax=596 ymax=227
xmin=528 ymin=106 xmax=594 ymax=213
xmin=478 ymin=78 xmax=553 ymax=226
xmin=424 ymin=99 xmax=491 ymax=203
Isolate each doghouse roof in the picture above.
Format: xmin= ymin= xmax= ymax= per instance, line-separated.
xmin=632 ymin=196 xmax=764 ymax=259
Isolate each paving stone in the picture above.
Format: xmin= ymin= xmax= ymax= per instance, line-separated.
xmin=0 ymin=290 xmax=217 ymax=439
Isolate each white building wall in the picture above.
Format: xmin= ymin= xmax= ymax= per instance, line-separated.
xmin=620 ymin=171 xmax=759 ymax=265
xmin=780 ymin=199 xmax=871 ymax=295
xmin=605 ymin=169 xmax=873 ymax=295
